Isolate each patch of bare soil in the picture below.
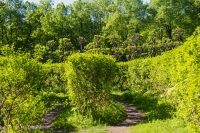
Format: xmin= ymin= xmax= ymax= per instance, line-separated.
xmin=107 ymin=97 xmax=144 ymax=133
xmin=30 ymin=104 xmax=66 ymax=132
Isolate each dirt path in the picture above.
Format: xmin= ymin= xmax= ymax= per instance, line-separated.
xmin=30 ymin=104 xmax=65 ymax=131
xmin=107 ymin=97 xmax=144 ymax=133
xmin=29 ymin=97 xmax=144 ymax=133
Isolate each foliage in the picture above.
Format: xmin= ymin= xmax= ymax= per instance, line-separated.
xmin=85 ymin=43 xmax=180 ymax=62
xmin=0 ymin=46 xmax=69 ymax=132
xmin=66 ymin=53 xmax=117 ymax=117
xmin=0 ymin=0 xmax=199 ymax=59
xmin=53 ymin=100 xmax=126 ymax=130
xmin=94 ymin=100 xmax=126 ymax=125
xmin=33 ymin=44 xmax=49 ymax=62
xmin=42 ymin=63 xmax=67 ymax=93
xmin=85 ymin=35 xmax=106 ymax=49
xmin=9 ymin=94 xmax=52 ymax=127
xmin=124 ymin=28 xmax=200 ymax=130
xmin=0 ymin=47 xmax=47 ymax=132
xmin=0 ymin=0 xmax=200 ymax=132
xmin=124 ymin=43 xmax=180 ymax=61
xmin=114 ymin=62 xmax=130 ymax=91
xmin=121 ymin=91 xmax=175 ymax=121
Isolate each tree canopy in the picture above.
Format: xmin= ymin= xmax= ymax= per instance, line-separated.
xmin=0 ymin=0 xmax=199 ymax=61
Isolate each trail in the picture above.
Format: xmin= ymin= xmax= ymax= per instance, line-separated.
xmin=30 ymin=104 xmax=68 ymax=132
xmin=107 ymin=97 xmax=144 ymax=133
xmin=29 ymin=97 xmax=144 ymax=133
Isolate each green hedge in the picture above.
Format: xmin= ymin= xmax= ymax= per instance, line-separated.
xmin=126 ymin=28 xmax=200 ymax=131
xmin=0 ymin=49 xmax=47 ymax=131
xmin=66 ymin=53 xmax=117 ymax=117
xmin=42 ymin=63 xmax=67 ymax=93
xmin=0 ymin=46 xmax=69 ymax=132
xmin=114 ymin=62 xmax=130 ymax=91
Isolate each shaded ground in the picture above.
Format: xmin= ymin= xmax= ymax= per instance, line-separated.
xmin=30 ymin=104 xmax=69 ymax=133
xmin=107 ymin=97 xmax=144 ymax=133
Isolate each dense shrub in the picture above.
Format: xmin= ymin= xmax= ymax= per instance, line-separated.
xmin=0 ymin=46 xmax=70 ymax=132
xmin=126 ymin=28 xmax=200 ymax=131
xmin=114 ymin=62 xmax=130 ymax=91
xmin=66 ymin=53 xmax=117 ymax=116
xmin=0 ymin=47 xmax=47 ymax=132
xmin=42 ymin=63 xmax=67 ymax=93
xmin=95 ymin=100 xmax=126 ymax=125
xmin=85 ymin=48 xmax=111 ymax=55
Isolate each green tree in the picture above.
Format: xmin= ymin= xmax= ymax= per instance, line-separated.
xmin=57 ymin=38 xmax=74 ymax=62
xmin=148 ymin=0 xmax=199 ymax=40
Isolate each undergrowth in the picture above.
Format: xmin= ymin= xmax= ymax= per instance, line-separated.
xmin=53 ymin=100 xmax=126 ymax=131
xmin=121 ymin=91 xmax=175 ymax=121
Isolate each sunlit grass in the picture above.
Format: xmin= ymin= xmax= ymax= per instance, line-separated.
xmin=130 ymin=119 xmax=187 ymax=133
xmin=78 ymin=125 xmax=108 ymax=133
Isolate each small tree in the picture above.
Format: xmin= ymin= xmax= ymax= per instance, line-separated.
xmin=66 ymin=53 xmax=117 ymax=117
xmin=58 ymin=38 xmax=73 ymax=62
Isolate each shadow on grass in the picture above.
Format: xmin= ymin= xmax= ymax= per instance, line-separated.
xmin=120 ymin=91 xmax=175 ymax=122
xmin=94 ymin=100 xmax=127 ymax=126
xmin=52 ymin=107 xmax=76 ymax=131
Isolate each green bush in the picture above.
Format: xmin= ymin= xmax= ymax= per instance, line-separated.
xmin=66 ymin=53 xmax=117 ymax=116
xmin=0 ymin=49 xmax=47 ymax=131
xmin=113 ymin=62 xmax=130 ymax=91
xmin=85 ymin=43 xmax=180 ymax=62
xmin=42 ymin=63 xmax=67 ymax=93
xmin=125 ymin=28 xmax=200 ymax=130
xmin=0 ymin=46 xmax=70 ymax=132
xmin=95 ymin=100 xmax=126 ymax=125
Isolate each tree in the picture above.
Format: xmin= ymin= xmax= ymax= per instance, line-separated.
xmin=103 ymin=13 xmax=128 ymax=42
xmin=0 ymin=1 xmax=7 ymax=45
xmin=148 ymin=0 xmax=199 ymax=40
xmin=40 ymin=3 xmax=71 ymax=44
xmin=69 ymin=0 xmax=94 ymax=43
xmin=0 ymin=0 xmax=29 ymax=49
xmin=57 ymin=38 xmax=74 ymax=62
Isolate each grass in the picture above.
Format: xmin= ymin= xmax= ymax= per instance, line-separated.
xmin=118 ymin=90 xmax=197 ymax=133
xmin=121 ymin=91 xmax=175 ymax=121
xmin=78 ymin=125 xmax=108 ymax=133
xmin=130 ymin=119 xmax=188 ymax=133
xmin=111 ymin=91 xmax=124 ymax=96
